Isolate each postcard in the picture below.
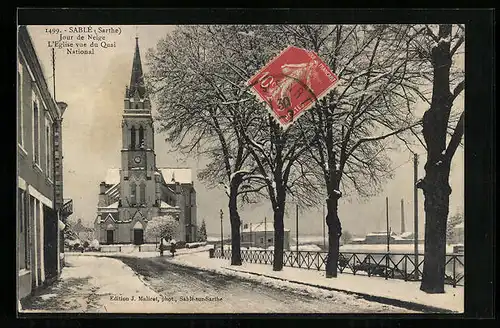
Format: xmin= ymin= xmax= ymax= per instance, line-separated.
xmin=17 ymin=21 xmax=465 ymax=314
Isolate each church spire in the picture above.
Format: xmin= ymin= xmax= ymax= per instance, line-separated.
xmin=128 ymin=37 xmax=146 ymax=99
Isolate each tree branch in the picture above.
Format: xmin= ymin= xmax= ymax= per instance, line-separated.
xmin=452 ymin=80 xmax=465 ymax=101
xmin=425 ymin=24 xmax=440 ymax=43
xmin=347 ymin=120 xmax=422 ymax=159
xmin=450 ymin=35 xmax=464 ymax=56
xmin=444 ymin=110 xmax=464 ymax=163
xmin=237 ymin=184 xmax=268 ymax=196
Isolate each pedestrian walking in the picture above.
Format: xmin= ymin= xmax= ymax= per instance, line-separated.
xmin=159 ymin=237 xmax=166 ymax=256
xmin=170 ymin=239 xmax=177 ymax=257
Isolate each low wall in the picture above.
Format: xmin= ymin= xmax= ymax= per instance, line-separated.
xmin=99 ymin=244 xmax=159 ymax=253
xmin=139 ymin=244 xmax=157 ymax=252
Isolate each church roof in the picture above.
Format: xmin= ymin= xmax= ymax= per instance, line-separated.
xmin=160 ymin=201 xmax=175 ymax=209
xmin=103 ymin=168 xmax=194 ymax=188
xmin=105 ymin=169 xmax=120 ymax=185
xmin=103 ymin=201 xmax=119 ymax=209
xmin=158 ymin=168 xmax=193 ymax=184
xmin=128 ymin=37 xmax=146 ymax=99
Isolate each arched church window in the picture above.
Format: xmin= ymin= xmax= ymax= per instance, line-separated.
xmin=140 ymin=182 xmax=146 ymax=204
xmin=139 ymin=126 xmax=145 ymax=147
xmin=130 ymin=182 xmax=137 ymax=205
xmin=130 ymin=126 xmax=136 ymax=149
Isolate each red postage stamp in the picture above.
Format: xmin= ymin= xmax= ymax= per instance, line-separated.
xmin=247 ymin=46 xmax=338 ymax=129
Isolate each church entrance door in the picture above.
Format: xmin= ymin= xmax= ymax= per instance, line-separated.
xmin=133 ymin=229 xmax=144 ymax=245
xmin=106 ymin=230 xmax=114 ymax=244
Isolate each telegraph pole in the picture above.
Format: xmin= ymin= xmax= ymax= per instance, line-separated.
xmin=264 ymin=216 xmax=267 ymax=249
xmin=386 ymin=196 xmax=390 ymax=253
xmin=413 ymin=153 xmax=419 ymax=277
xmin=296 ymin=203 xmax=299 ymax=252
xmin=401 ymin=199 xmax=405 ymax=233
xmin=220 ymin=209 xmax=224 ymax=256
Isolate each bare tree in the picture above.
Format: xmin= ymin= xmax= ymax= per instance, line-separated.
xmin=204 ymin=25 xmax=324 ymax=271
xmin=147 ymin=26 xmax=267 ymax=266
xmin=275 ymin=25 xmax=424 ymax=277
xmin=406 ymin=24 xmax=465 ymax=293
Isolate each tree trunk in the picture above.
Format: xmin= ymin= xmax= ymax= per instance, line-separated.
xmin=273 ymin=206 xmax=285 ymax=271
xmin=419 ymin=24 xmax=454 ymax=294
xmin=325 ymin=196 xmax=342 ymax=278
xmin=420 ymin=165 xmax=451 ymax=293
xmin=229 ymin=183 xmax=242 ymax=266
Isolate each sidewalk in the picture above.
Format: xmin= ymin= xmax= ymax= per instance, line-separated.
xmin=170 ymin=251 xmax=464 ymax=313
xmin=20 ymin=255 xmax=176 ymax=313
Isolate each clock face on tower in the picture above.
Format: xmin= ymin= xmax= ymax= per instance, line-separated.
xmin=134 ymin=156 xmax=142 ymax=164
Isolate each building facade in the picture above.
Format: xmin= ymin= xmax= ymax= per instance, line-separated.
xmin=17 ymin=26 xmax=72 ymax=302
xmin=350 ymin=231 xmax=424 ymax=245
xmin=241 ymin=222 xmax=290 ymax=250
xmin=94 ymin=38 xmax=197 ymax=245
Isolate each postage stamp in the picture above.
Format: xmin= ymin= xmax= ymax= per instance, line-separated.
xmin=247 ymin=46 xmax=338 ymax=129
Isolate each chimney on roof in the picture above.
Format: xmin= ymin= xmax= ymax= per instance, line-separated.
xmin=400 ymin=199 xmax=405 ymax=234
xmin=98 ymin=182 xmax=107 ymax=207
xmin=99 ymin=182 xmax=106 ymax=195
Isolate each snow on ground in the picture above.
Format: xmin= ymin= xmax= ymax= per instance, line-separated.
xmin=21 ymin=255 xmax=170 ymax=313
xmin=40 ymin=294 xmax=58 ymax=301
xmin=293 ymin=244 xmax=323 ymax=251
xmin=171 ymin=251 xmax=464 ymax=313
xmin=292 ymin=236 xmax=327 ymax=245
xmin=168 ymin=252 xmax=415 ymax=313
xmin=186 ymin=242 xmax=207 ymax=248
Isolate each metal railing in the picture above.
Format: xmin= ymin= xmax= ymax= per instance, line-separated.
xmin=213 ymin=248 xmax=464 ymax=287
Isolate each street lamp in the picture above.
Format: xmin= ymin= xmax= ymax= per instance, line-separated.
xmin=296 ymin=203 xmax=299 ymax=253
xmin=322 ymin=204 xmax=326 ymax=250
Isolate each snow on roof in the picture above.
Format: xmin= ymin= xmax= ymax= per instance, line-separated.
xmin=366 ymin=231 xmax=391 ymax=236
xmin=351 ymin=238 xmax=366 ymax=242
xmin=160 ymin=201 xmax=175 ymax=209
xmin=105 ymin=169 xmax=120 ymax=185
xmin=103 ymin=201 xmax=119 ymax=209
xmin=133 ymin=221 xmax=144 ymax=229
xmin=400 ymin=232 xmax=414 ymax=238
xmin=242 ymin=222 xmax=290 ymax=233
xmin=158 ymin=168 xmax=192 ymax=184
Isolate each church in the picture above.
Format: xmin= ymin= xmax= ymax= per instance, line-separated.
xmin=94 ymin=38 xmax=197 ymax=245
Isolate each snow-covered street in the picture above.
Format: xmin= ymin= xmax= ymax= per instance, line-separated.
xmin=20 ymin=253 xmax=416 ymax=313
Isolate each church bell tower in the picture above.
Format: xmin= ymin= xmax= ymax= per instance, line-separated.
xmin=120 ymin=37 xmax=157 ymax=211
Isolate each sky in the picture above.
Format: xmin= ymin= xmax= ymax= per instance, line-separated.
xmin=25 ymin=25 xmax=464 ymax=238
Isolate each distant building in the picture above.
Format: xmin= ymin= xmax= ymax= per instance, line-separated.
xmin=17 ymin=26 xmax=73 ymax=302
xmin=71 ymin=219 xmax=95 ymax=242
xmin=350 ymin=231 xmax=423 ymax=245
xmin=241 ymin=222 xmax=290 ymax=250
xmin=451 ymin=222 xmax=464 ymax=245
